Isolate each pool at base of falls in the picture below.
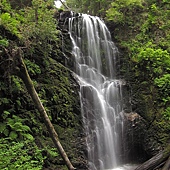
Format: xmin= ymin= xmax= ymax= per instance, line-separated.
xmin=106 ymin=164 xmax=138 ymax=170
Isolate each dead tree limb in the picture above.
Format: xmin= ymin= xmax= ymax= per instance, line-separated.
xmin=13 ymin=48 xmax=75 ymax=170
xmin=162 ymin=156 xmax=170 ymax=170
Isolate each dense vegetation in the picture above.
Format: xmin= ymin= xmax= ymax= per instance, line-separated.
xmin=0 ymin=0 xmax=82 ymax=169
xmin=0 ymin=0 xmax=170 ymax=169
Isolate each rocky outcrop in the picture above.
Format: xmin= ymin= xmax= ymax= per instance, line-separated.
xmin=123 ymin=111 xmax=170 ymax=169
xmin=123 ymin=112 xmax=149 ymax=163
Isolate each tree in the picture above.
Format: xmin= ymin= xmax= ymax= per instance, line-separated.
xmin=8 ymin=0 xmax=32 ymax=9
xmin=65 ymin=0 xmax=112 ymax=17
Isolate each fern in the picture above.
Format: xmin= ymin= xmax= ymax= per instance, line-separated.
xmin=1 ymin=113 xmax=33 ymax=141
xmin=0 ymin=38 xmax=9 ymax=47
xmin=9 ymin=131 xmax=18 ymax=140
xmin=0 ymin=139 xmax=44 ymax=170
xmin=0 ymin=12 xmax=21 ymax=37
xmin=24 ymin=59 xmax=41 ymax=76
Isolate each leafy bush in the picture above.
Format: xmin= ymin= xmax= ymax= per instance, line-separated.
xmin=19 ymin=0 xmax=59 ymax=56
xmin=0 ymin=111 xmax=34 ymax=141
xmin=106 ymin=0 xmax=144 ymax=23
xmin=24 ymin=59 xmax=41 ymax=76
xmin=135 ymin=48 xmax=170 ymax=75
xmin=0 ymin=37 xmax=9 ymax=47
xmin=154 ymin=74 xmax=170 ymax=107
xmin=0 ymin=138 xmax=44 ymax=170
xmin=163 ymin=107 xmax=170 ymax=120
xmin=0 ymin=12 xmax=21 ymax=37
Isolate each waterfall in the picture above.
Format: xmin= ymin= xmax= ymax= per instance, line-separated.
xmin=69 ymin=13 xmax=125 ymax=170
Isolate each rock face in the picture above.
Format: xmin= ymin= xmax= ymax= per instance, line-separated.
xmin=123 ymin=112 xmax=149 ymax=163
xmin=123 ymin=110 xmax=168 ymax=165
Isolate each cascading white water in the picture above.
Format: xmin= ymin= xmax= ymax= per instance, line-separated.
xmin=69 ymin=13 xmax=125 ymax=170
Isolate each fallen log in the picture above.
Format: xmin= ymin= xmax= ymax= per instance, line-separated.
xmin=162 ymin=156 xmax=170 ymax=170
xmin=135 ymin=145 xmax=170 ymax=170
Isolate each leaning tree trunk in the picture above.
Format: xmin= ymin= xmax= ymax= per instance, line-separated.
xmin=135 ymin=145 xmax=170 ymax=170
xmin=13 ymin=48 xmax=75 ymax=170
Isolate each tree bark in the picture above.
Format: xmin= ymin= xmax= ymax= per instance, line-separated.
xmin=135 ymin=145 xmax=170 ymax=170
xmin=162 ymin=156 xmax=170 ymax=170
xmin=14 ymin=49 xmax=75 ymax=170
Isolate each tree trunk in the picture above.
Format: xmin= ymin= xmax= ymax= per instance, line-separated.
xmin=135 ymin=146 xmax=170 ymax=170
xmin=14 ymin=49 xmax=75 ymax=170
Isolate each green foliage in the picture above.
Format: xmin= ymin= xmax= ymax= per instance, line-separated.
xmin=106 ymin=0 xmax=144 ymax=23
xmin=11 ymin=76 xmax=23 ymax=92
xmin=9 ymin=0 xmax=32 ymax=9
xmin=24 ymin=59 xmax=41 ymax=76
xmin=0 ymin=138 xmax=44 ymax=170
xmin=0 ymin=97 xmax=11 ymax=105
xmin=154 ymin=74 xmax=170 ymax=108
xmin=0 ymin=111 xmax=34 ymax=141
xmin=154 ymin=74 xmax=170 ymax=90
xmin=19 ymin=0 xmax=59 ymax=56
xmin=0 ymin=0 xmax=81 ymax=169
xmin=36 ymin=59 xmax=79 ymax=127
xmin=0 ymin=0 xmax=58 ymax=56
xmin=135 ymin=48 xmax=170 ymax=74
xmin=163 ymin=107 xmax=170 ymax=120
xmin=0 ymin=37 xmax=9 ymax=47
xmin=46 ymin=146 xmax=59 ymax=158
xmin=105 ymin=0 xmax=170 ymax=125
xmin=66 ymin=0 xmax=112 ymax=16
xmin=0 ymin=0 xmax=12 ymax=11
xmin=0 ymin=12 xmax=21 ymax=37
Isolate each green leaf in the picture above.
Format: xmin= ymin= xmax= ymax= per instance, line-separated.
xmin=0 ymin=12 xmax=11 ymax=21
xmin=22 ymin=134 xmax=34 ymax=141
xmin=6 ymin=118 xmax=15 ymax=127
xmin=2 ymin=111 xmax=10 ymax=119
xmin=0 ymin=123 xmax=6 ymax=133
xmin=3 ymin=128 xmax=9 ymax=136
xmin=11 ymin=122 xmax=23 ymax=131
xmin=0 ymin=39 xmax=9 ymax=47
xmin=9 ymin=131 xmax=18 ymax=140
xmin=20 ymin=125 xmax=31 ymax=132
